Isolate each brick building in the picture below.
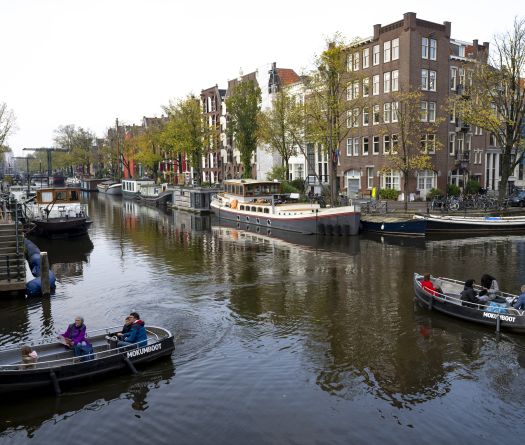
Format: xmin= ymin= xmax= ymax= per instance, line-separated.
xmin=338 ymin=12 xmax=491 ymax=199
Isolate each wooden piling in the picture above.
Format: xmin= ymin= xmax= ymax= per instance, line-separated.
xmin=40 ymin=252 xmax=50 ymax=297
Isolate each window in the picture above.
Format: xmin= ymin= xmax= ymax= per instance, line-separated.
xmin=383 ymin=71 xmax=391 ymax=93
xmin=363 ymin=78 xmax=370 ymax=97
xmin=391 ymin=70 xmax=399 ymax=91
xmin=384 ymin=102 xmax=391 ymax=123
xmin=428 ymin=102 xmax=436 ymax=122
xmin=465 ymin=133 xmax=472 ymax=151
xmin=421 ymin=134 xmax=436 ymax=153
xmin=421 ymin=69 xmax=436 ymax=91
xmin=347 ymin=53 xmax=353 ymax=71
xmin=353 ymin=52 xmax=360 ymax=71
xmin=373 ymin=136 xmax=380 ymax=154
xmin=367 ymin=167 xmax=374 ymax=189
xmin=347 ymin=84 xmax=352 ymax=101
xmin=353 ymin=137 xmax=360 ymax=156
xmin=450 ymin=103 xmax=456 ymax=123
xmin=457 ymin=133 xmax=464 ymax=153
xmin=372 ymin=75 xmax=379 ymax=95
xmin=450 ymin=67 xmax=457 ymax=90
xmin=429 ymin=70 xmax=437 ymax=91
xmin=391 ymin=134 xmax=398 ymax=154
xmin=392 ymin=38 xmax=399 ymax=60
xmin=347 ymin=110 xmax=352 ymax=128
xmin=373 ymin=104 xmax=380 ymax=124
xmin=353 ymin=108 xmax=359 ymax=127
xmin=449 ymin=133 xmax=456 ymax=155
xmin=363 ymin=48 xmax=369 ymax=68
xmin=363 ymin=108 xmax=369 ymax=126
xmin=429 ymin=38 xmax=437 ymax=60
xmin=363 ymin=137 xmax=369 ymax=155
xmin=420 ymin=101 xmax=428 ymax=122
xmin=417 ymin=170 xmax=436 ymax=190
xmin=474 ymin=126 xmax=483 ymax=136
xmin=422 ymin=37 xmax=429 ymax=59
xmin=490 ymin=133 xmax=497 ymax=146
xmin=383 ymin=135 xmax=391 ymax=154
xmin=353 ymin=81 xmax=359 ymax=99
xmin=384 ymin=41 xmax=391 ymax=63
xmin=381 ymin=170 xmax=401 ymax=190
xmin=346 ymin=138 xmax=353 ymax=156
xmin=421 ymin=69 xmax=429 ymax=90
xmin=392 ymin=102 xmax=399 ymax=122
xmin=373 ymin=44 xmax=380 ymax=65
xmin=458 ymin=68 xmax=465 ymax=86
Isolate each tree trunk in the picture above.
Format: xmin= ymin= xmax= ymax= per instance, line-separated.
xmin=499 ymin=149 xmax=512 ymax=201
xmin=330 ymin=157 xmax=338 ymax=206
xmin=403 ymin=172 xmax=408 ymax=212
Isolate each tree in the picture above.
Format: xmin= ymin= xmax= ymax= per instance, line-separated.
xmin=54 ymin=125 xmax=96 ymax=175
xmin=381 ymin=90 xmax=444 ymax=210
xmin=162 ymin=95 xmax=209 ymax=185
xmin=454 ymin=18 xmax=525 ymax=200
xmin=134 ymin=125 xmax=163 ymax=180
xmin=0 ymin=102 xmax=16 ymax=151
xmin=258 ymin=87 xmax=304 ymax=180
xmin=303 ymin=35 xmax=368 ymax=204
xmin=225 ymin=79 xmax=261 ymax=178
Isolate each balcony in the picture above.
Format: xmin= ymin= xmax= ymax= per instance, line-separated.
xmin=455 ymin=150 xmax=470 ymax=166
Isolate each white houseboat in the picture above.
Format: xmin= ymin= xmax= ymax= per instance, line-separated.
xmin=211 ymin=179 xmax=360 ymax=235
xmin=97 ymin=180 xmax=122 ymax=195
xmin=121 ymin=179 xmax=155 ymax=199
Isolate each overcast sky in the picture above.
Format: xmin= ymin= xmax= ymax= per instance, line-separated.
xmin=0 ymin=0 xmax=522 ymax=156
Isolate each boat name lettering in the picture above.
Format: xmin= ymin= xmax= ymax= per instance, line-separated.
xmin=482 ymin=312 xmax=516 ymax=323
xmin=127 ymin=343 xmax=162 ymax=358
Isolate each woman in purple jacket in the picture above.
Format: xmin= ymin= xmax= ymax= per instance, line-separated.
xmin=60 ymin=316 xmax=92 ymax=357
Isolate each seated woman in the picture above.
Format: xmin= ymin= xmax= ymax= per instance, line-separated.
xmin=421 ymin=273 xmax=437 ymax=295
xmin=117 ymin=312 xmax=147 ymax=349
xmin=460 ymin=279 xmax=481 ymax=308
xmin=59 ymin=316 xmax=93 ymax=358
xmin=20 ymin=345 xmax=38 ymax=369
xmin=479 ymin=274 xmax=501 ymax=302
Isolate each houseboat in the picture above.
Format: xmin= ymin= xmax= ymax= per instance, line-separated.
xmin=211 ymin=179 xmax=360 ymax=235
xmin=97 ymin=180 xmax=122 ymax=195
xmin=121 ymin=179 xmax=155 ymax=199
xmin=138 ymin=183 xmax=171 ymax=206
xmin=22 ymin=187 xmax=92 ymax=238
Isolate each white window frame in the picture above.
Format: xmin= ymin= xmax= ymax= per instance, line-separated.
xmin=353 ymin=52 xmax=360 ymax=71
xmin=372 ymin=75 xmax=379 ymax=95
xmin=428 ymin=102 xmax=436 ymax=122
xmin=449 ymin=133 xmax=456 ymax=156
xmin=422 ymin=37 xmax=429 ymax=59
xmin=353 ymin=81 xmax=359 ymax=99
xmin=363 ymin=108 xmax=369 ymax=126
xmin=363 ymin=48 xmax=369 ymax=68
xmin=363 ymin=78 xmax=369 ymax=97
xmin=429 ymin=70 xmax=437 ymax=92
xmin=384 ymin=41 xmax=391 ymax=63
xmin=391 ymin=134 xmax=398 ymax=154
xmin=373 ymin=104 xmax=380 ymax=125
xmin=383 ymin=135 xmax=391 ymax=154
xmin=353 ymin=137 xmax=360 ymax=156
xmin=347 ymin=53 xmax=353 ymax=72
xmin=381 ymin=169 xmax=401 ymax=190
xmin=353 ymin=108 xmax=359 ymax=128
xmin=362 ymin=137 xmax=369 ymax=155
xmin=420 ymin=101 xmax=428 ymax=122
xmin=392 ymin=38 xmax=399 ymax=60
xmin=367 ymin=167 xmax=374 ymax=189
xmin=373 ymin=136 xmax=380 ymax=155
xmin=450 ymin=67 xmax=457 ymax=90
xmin=383 ymin=71 xmax=391 ymax=93
xmin=346 ymin=138 xmax=353 ymax=156
xmin=417 ymin=170 xmax=436 ymax=191
xmin=373 ymin=44 xmax=380 ymax=65
xmin=391 ymin=70 xmax=399 ymax=92
xmin=391 ymin=102 xmax=399 ymax=123
xmin=383 ymin=102 xmax=391 ymax=123
xmin=429 ymin=38 xmax=437 ymax=61
xmin=347 ymin=84 xmax=353 ymax=101
xmin=421 ymin=69 xmax=429 ymax=90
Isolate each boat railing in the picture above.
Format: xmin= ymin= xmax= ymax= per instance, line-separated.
xmin=416 ymin=276 xmax=524 ymax=315
xmin=0 ymin=326 xmax=171 ymax=371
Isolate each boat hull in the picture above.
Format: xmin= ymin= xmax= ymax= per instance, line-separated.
xmin=32 ymin=217 xmax=92 ymax=238
xmin=361 ymin=218 xmax=426 ymax=236
xmin=415 ymin=214 xmax=525 ymax=234
xmin=0 ymin=335 xmax=174 ymax=394
xmin=211 ymin=202 xmax=360 ymax=235
xmin=97 ymin=185 xmax=122 ymax=195
xmin=413 ymin=273 xmax=525 ymax=333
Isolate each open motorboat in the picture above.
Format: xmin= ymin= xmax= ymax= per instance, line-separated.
xmin=0 ymin=325 xmax=174 ymax=394
xmin=211 ymin=179 xmax=361 ymax=235
xmin=97 ymin=180 xmax=122 ymax=195
xmin=22 ymin=187 xmax=92 ymax=238
xmin=414 ymin=213 xmax=525 ymax=234
xmin=413 ymin=273 xmax=525 ymax=333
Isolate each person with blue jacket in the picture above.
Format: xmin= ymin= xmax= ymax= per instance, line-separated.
xmin=117 ymin=312 xmax=147 ymax=348
xmin=513 ymin=285 xmax=525 ymax=310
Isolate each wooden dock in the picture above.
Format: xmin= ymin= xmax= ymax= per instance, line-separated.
xmin=0 ymin=221 xmax=26 ymax=295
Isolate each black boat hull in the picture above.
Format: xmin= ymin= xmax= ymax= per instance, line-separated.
xmin=0 ymin=336 xmax=175 ymax=394
xmin=32 ymin=217 xmax=92 ymax=238
xmin=413 ymin=274 xmax=525 ymax=333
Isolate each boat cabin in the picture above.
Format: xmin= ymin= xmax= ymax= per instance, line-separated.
xmin=224 ymin=180 xmax=282 ymax=198
xmin=35 ymin=188 xmax=81 ymax=204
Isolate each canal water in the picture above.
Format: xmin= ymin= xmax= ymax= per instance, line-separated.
xmin=1 ymin=193 xmax=525 ymax=444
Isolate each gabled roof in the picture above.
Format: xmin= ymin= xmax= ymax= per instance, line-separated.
xmin=276 ymin=68 xmax=301 ymax=86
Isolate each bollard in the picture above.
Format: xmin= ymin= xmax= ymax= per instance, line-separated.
xmin=40 ymin=252 xmax=50 ymax=297
xmin=496 ymin=315 xmax=501 ymax=333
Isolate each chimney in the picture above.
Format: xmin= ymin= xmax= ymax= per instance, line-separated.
xmin=443 ymin=21 xmax=451 ymax=38
xmin=404 ymin=12 xmax=416 ymax=31
xmin=373 ymin=24 xmax=381 ymax=40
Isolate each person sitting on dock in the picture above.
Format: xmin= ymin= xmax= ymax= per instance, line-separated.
xmin=20 ymin=345 xmax=38 ymax=369
xmin=460 ymin=279 xmax=481 ymax=307
xmin=117 ymin=312 xmax=147 ymax=349
xmin=59 ymin=316 xmax=93 ymax=358
xmin=513 ymin=285 xmax=525 ymax=310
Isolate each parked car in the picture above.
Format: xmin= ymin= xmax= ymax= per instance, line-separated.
xmin=509 ymin=190 xmax=525 ymax=207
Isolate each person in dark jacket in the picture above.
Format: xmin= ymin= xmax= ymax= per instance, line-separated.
xmin=460 ymin=279 xmax=480 ymax=307
xmin=117 ymin=312 xmax=147 ymax=348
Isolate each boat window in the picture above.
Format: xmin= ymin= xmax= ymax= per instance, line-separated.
xmin=55 ymin=191 xmax=66 ymax=201
xmin=251 ymin=206 xmax=256 ymax=212
xmin=240 ymin=205 xmax=245 ymax=210
xmin=257 ymin=207 xmax=263 ymax=212
xmin=264 ymin=208 xmax=269 ymax=213
xmin=40 ymin=191 xmax=53 ymax=203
